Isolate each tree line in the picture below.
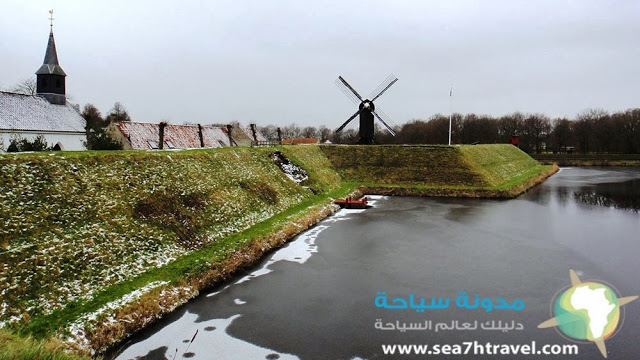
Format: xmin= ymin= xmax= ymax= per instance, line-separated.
xmin=259 ymin=108 xmax=640 ymax=154
xmin=4 ymin=74 xmax=638 ymax=154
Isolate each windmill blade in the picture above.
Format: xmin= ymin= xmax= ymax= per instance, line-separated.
xmin=368 ymin=74 xmax=395 ymax=99
xmin=335 ymin=78 xmax=361 ymax=105
xmin=371 ymin=77 xmax=398 ymax=102
xmin=372 ymin=110 xmax=396 ymax=136
xmin=369 ymin=74 xmax=398 ymax=101
xmin=337 ymin=76 xmax=363 ymax=102
xmin=374 ymin=107 xmax=399 ymax=129
xmin=368 ymin=74 xmax=397 ymax=99
xmin=335 ymin=109 xmax=361 ymax=133
xmin=372 ymin=107 xmax=398 ymax=135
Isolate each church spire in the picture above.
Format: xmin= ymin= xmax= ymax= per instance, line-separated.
xmin=36 ymin=10 xmax=66 ymax=105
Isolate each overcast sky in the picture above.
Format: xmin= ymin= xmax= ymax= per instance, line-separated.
xmin=1 ymin=1 xmax=639 ymax=130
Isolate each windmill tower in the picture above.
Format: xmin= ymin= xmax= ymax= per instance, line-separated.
xmin=334 ymin=74 xmax=398 ymax=144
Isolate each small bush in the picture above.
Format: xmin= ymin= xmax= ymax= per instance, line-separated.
xmin=85 ymin=127 xmax=123 ymax=150
xmin=7 ymin=134 xmax=52 ymax=152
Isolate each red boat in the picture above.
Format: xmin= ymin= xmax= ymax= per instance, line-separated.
xmin=334 ymin=196 xmax=370 ymax=209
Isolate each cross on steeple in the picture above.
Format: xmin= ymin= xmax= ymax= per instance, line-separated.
xmin=48 ymin=9 xmax=54 ymax=31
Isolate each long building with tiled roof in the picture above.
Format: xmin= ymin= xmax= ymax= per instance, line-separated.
xmin=108 ymin=121 xmax=233 ymax=150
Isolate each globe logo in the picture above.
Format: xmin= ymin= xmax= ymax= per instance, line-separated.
xmin=539 ymin=270 xmax=638 ymax=358
xmin=554 ymin=282 xmax=619 ymax=341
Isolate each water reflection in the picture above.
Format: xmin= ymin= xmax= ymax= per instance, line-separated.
xmin=574 ymin=179 xmax=640 ymax=212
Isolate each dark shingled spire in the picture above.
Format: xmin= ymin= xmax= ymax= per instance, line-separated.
xmin=36 ymin=30 xmax=66 ymax=76
xmin=36 ymin=22 xmax=67 ymax=105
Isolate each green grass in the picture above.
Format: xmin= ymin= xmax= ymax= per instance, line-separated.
xmin=0 ymin=329 xmax=90 ymax=360
xmin=320 ymin=144 xmax=553 ymax=194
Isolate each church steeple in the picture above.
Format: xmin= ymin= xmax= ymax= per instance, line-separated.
xmin=36 ymin=10 xmax=66 ymax=105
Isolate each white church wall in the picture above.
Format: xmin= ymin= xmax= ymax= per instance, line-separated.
xmin=0 ymin=131 xmax=86 ymax=151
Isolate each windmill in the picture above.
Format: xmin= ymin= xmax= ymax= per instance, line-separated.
xmin=334 ymin=74 xmax=398 ymax=144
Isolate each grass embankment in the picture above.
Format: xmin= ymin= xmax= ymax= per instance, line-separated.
xmin=0 ymin=144 xmax=552 ymax=356
xmin=532 ymin=153 xmax=640 ymax=166
xmin=0 ymin=146 xmax=347 ymax=355
xmin=320 ymin=144 xmax=557 ymax=198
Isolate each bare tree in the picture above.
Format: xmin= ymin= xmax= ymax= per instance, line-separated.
xmin=523 ymin=113 xmax=551 ymax=153
xmin=280 ymin=124 xmax=302 ymax=139
xmin=587 ymin=109 xmax=613 ymax=153
xmin=12 ymin=78 xmax=37 ymax=95
xmin=106 ymin=102 xmax=132 ymax=123
xmin=258 ymin=124 xmax=279 ymax=141
xmin=550 ymin=118 xmax=573 ymax=153
xmin=301 ymin=126 xmax=319 ymax=138
xmin=318 ymin=126 xmax=332 ymax=143
xmin=619 ymin=109 xmax=640 ymax=153
xmin=498 ymin=112 xmax=525 ymax=141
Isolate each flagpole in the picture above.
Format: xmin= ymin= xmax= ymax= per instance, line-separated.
xmin=448 ymin=85 xmax=453 ymax=146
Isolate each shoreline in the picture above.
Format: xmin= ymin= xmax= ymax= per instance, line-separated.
xmin=93 ymin=167 xmax=560 ymax=356
xmin=73 ymin=198 xmax=350 ymax=356
xmin=532 ymin=154 xmax=640 ymax=167
xmin=358 ymin=164 xmax=559 ymax=199
xmin=0 ymin=145 xmax=559 ymax=358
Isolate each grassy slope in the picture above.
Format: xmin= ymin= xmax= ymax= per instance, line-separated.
xmin=0 ymin=148 xmax=306 ymax=324
xmin=320 ymin=144 xmax=555 ymax=196
xmin=458 ymin=145 xmax=549 ymax=189
xmin=0 ymin=144 xmax=552 ymax=355
xmin=0 ymin=146 xmax=347 ymax=352
xmin=320 ymin=145 xmax=488 ymax=187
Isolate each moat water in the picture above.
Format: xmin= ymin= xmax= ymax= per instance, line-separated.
xmin=112 ymin=167 xmax=640 ymax=360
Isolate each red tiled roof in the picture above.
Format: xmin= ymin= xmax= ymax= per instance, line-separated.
xmin=116 ymin=122 xmax=230 ymax=150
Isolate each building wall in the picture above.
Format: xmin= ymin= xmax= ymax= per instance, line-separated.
xmin=105 ymin=122 xmax=134 ymax=150
xmin=0 ymin=130 xmax=86 ymax=151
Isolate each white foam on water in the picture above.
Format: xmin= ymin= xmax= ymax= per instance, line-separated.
xmin=116 ymin=312 xmax=299 ymax=360
xmin=233 ymin=298 xmax=246 ymax=305
xmin=207 ymin=195 xmax=386 ymax=293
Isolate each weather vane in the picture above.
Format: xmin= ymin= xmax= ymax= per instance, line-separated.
xmin=48 ymin=9 xmax=54 ymax=30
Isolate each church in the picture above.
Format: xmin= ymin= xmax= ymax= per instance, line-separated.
xmin=0 ymin=21 xmax=86 ymax=151
xmin=1 ymin=15 xmax=267 ymax=152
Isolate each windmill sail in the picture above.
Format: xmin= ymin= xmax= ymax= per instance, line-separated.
xmin=334 ymin=74 xmax=398 ymax=144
